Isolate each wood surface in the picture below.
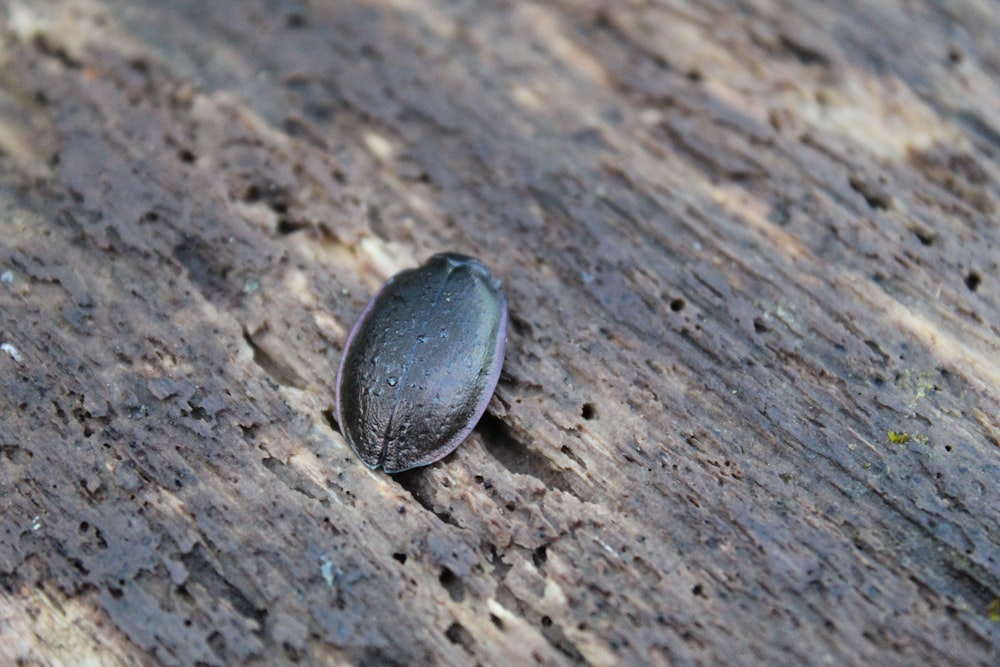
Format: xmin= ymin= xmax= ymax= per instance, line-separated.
xmin=1 ymin=1 xmax=999 ymax=665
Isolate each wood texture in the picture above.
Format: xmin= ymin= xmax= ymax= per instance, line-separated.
xmin=1 ymin=1 xmax=998 ymax=665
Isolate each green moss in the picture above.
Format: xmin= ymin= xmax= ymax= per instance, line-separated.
xmin=887 ymin=430 xmax=928 ymax=445
xmin=887 ymin=430 xmax=912 ymax=444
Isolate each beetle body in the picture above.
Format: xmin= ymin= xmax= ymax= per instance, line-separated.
xmin=336 ymin=253 xmax=508 ymax=473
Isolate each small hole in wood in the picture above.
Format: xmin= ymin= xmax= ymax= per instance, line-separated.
xmin=242 ymin=184 xmax=262 ymax=203
xmin=445 ymin=622 xmax=475 ymax=653
xmin=532 ymin=545 xmax=547 ymax=567
xmin=965 ymin=271 xmax=981 ymax=292
xmin=439 ymin=567 xmax=465 ymax=601
xmin=277 ymin=218 xmax=305 ymax=235
xmin=286 ymin=13 xmax=307 ymax=29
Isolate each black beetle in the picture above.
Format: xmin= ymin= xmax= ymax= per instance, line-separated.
xmin=336 ymin=253 xmax=508 ymax=473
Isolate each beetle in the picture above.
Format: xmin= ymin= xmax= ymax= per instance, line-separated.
xmin=336 ymin=253 xmax=508 ymax=473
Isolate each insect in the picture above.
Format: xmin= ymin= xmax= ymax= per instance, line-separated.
xmin=336 ymin=253 xmax=508 ymax=473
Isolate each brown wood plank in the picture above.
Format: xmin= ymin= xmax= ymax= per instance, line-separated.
xmin=1 ymin=1 xmax=998 ymax=665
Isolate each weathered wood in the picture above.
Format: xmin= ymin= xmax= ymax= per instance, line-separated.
xmin=1 ymin=1 xmax=998 ymax=665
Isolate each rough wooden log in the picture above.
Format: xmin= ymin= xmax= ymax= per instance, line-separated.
xmin=1 ymin=1 xmax=999 ymax=665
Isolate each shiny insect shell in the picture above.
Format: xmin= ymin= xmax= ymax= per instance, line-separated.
xmin=335 ymin=253 xmax=508 ymax=473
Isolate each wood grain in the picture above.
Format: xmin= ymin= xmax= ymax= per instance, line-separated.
xmin=1 ymin=1 xmax=998 ymax=665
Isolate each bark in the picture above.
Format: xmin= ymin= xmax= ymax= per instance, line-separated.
xmin=1 ymin=1 xmax=999 ymax=665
